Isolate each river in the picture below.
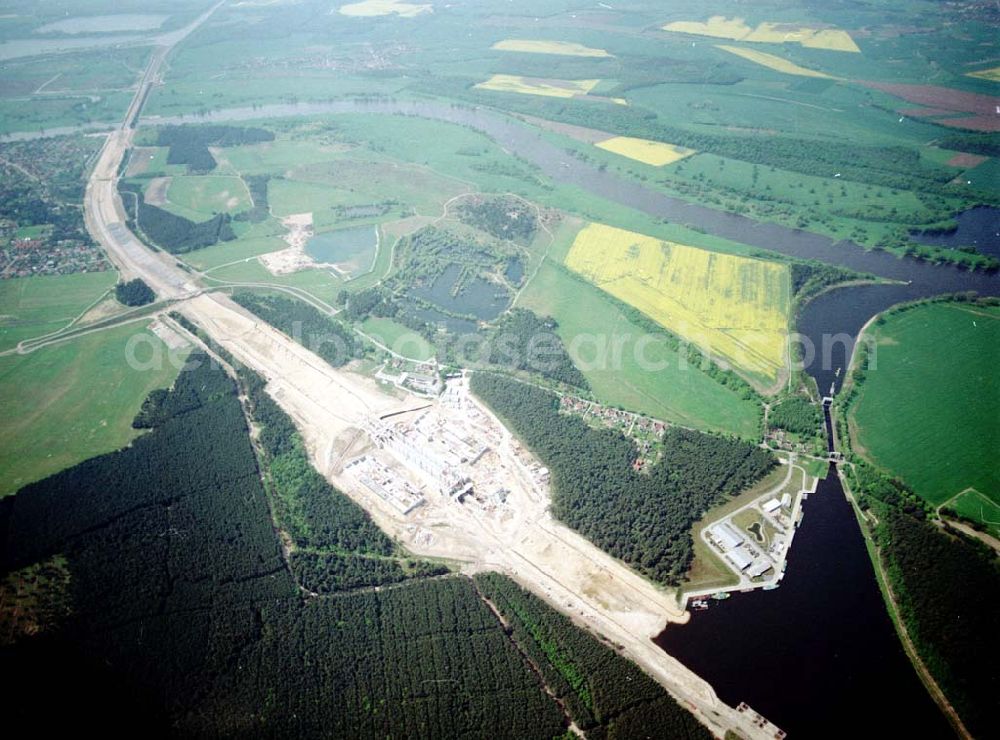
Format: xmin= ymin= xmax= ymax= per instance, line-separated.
xmin=140 ymin=100 xmax=996 ymax=735
xmin=141 ymin=100 xmax=999 ymax=398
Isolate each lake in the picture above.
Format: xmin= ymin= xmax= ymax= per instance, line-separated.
xmin=305 ymin=225 xmax=377 ymax=277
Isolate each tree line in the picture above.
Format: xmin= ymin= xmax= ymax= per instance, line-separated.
xmin=470 ymin=373 xmax=775 ymax=584
xmin=118 ymin=180 xmax=236 ymax=253
xmin=156 ymin=125 xmax=274 ymax=173
xmin=847 ymin=462 xmax=999 ymax=739
xmin=475 ymin=572 xmax=712 ymax=739
xmin=232 ymin=292 xmax=358 ymax=367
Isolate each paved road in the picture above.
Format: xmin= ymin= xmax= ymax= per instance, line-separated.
xmin=82 ymin=3 xmax=222 ymax=300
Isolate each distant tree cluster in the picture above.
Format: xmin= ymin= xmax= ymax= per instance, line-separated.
xmin=769 ymin=396 xmax=822 ymax=436
xmin=114 ymin=278 xmax=154 ymax=306
xmin=156 ymin=125 xmax=274 ymax=173
xmin=935 ymin=133 xmax=1000 ymax=158
xmin=787 ymin=260 xmax=861 ymax=298
xmin=233 ymin=174 xmax=270 ymax=223
xmin=480 ymin=308 xmax=588 ymax=389
xmin=458 ymin=196 xmax=537 ymax=243
xmin=232 ymin=293 xmax=357 ymax=367
xmin=471 ymin=373 xmax=774 ymax=584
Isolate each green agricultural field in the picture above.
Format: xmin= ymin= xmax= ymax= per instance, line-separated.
xmin=360 ymin=317 xmax=434 ymax=362
xmin=517 ymin=256 xmax=761 ymax=438
xmin=0 ymin=91 xmax=135 ymax=135
xmin=0 ymin=321 xmax=185 ymax=496
xmin=850 ymin=302 xmax=1000 ymax=513
xmin=184 ymin=233 xmax=286 ymax=271
xmin=163 ymin=175 xmax=252 ymax=221
xmin=0 ymin=272 xmax=117 ymax=352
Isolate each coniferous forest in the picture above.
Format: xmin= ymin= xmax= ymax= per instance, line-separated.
xmin=470 ymin=372 xmax=775 ymax=584
xmin=0 ymin=356 xmax=708 ymax=737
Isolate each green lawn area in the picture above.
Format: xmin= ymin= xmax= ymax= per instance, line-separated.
xmin=517 ymin=255 xmax=761 ymax=438
xmin=205 ymin=260 xmax=344 ymax=305
xmin=851 ymin=302 xmax=1000 ymax=512
xmin=163 ymin=175 xmax=252 ymax=221
xmin=801 ymin=457 xmax=831 ymax=481
xmin=948 ymin=489 xmax=1000 ymax=538
xmin=361 ymin=317 xmax=435 ymax=362
xmin=0 ymin=321 xmax=185 ymax=496
xmin=0 ymin=272 xmax=117 ymax=352
xmin=185 ymin=233 xmax=286 ymax=271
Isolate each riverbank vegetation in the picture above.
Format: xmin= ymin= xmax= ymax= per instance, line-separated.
xmin=847 ymin=462 xmax=999 ymax=739
xmin=471 ymin=372 xmax=774 ymax=585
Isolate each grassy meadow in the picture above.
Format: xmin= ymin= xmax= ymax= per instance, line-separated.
xmin=0 ymin=321 xmax=185 ymax=496
xmin=850 ymin=302 xmax=999 ymax=516
xmin=0 ymin=272 xmax=117 ymax=352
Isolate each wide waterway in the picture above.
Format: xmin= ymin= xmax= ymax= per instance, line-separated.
xmin=141 ymin=100 xmax=997 ymax=735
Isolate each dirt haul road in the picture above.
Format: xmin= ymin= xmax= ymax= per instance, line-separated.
xmin=79 ymin=10 xmax=778 ymax=738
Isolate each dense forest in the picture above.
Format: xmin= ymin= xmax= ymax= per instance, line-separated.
xmin=480 ymin=308 xmax=589 ymax=389
xmin=768 ymin=397 xmax=822 ymax=437
xmin=156 ymin=125 xmax=274 ymax=173
xmin=119 ymin=181 xmax=236 ymax=253
xmin=457 ymin=196 xmax=537 ymax=243
xmin=232 ymin=292 xmax=358 ymax=367
xmin=475 ymin=573 xmax=712 ymax=739
xmin=848 ymin=463 xmax=999 ymax=739
xmin=0 ymin=356 xmax=709 ymax=737
xmin=114 ymin=278 xmax=155 ymax=306
xmin=470 ymin=373 xmax=774 ymax=584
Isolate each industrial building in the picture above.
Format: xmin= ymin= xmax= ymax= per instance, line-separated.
xmin=725 ymin=547 xmax=754 ymax=571
xmin=344 ymin=455 xmax=425 ymax=515
xmin=710 ymin=522 xmax=745 ymax=550
xmin=762 ymin=498 xmax=782 ymax=514
xmin=748 ymin=559 xmax=774 ymax=578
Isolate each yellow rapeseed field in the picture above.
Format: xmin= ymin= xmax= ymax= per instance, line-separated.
xmin=339 ymin=0 xmax=431 ymax=17
xmin=475 ymin=74 xmax=599 ymax=98
xmin=492 ymin=39 xmax=611 ymax=57
xmin=966 ymin=66 xmax=1000 ymax=82
xmin=663 ymin=16 xmax=860 ymax=53
xmin=564 ymin=223 xmax=789 ymax=383
xmin=716 ymin=45 xmax=837 ymax=79
xmin=595 ymin=136 xmax=695 ymax=166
